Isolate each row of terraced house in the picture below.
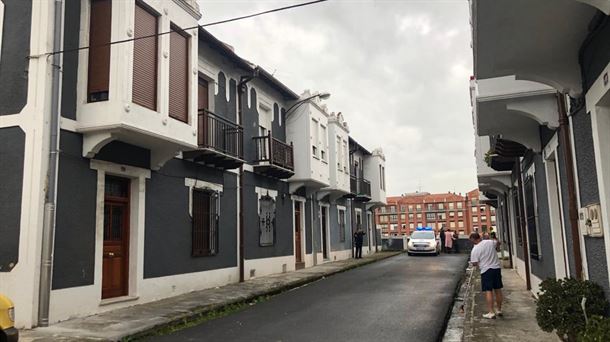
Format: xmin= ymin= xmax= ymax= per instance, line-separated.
xmin=469 ymin=0 xmax=610 ymax=296
xmin=0 ymin=0 xmax=387 ymax=328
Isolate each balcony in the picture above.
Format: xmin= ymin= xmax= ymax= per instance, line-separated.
xmin=253 ymin=133 xmax=295 ymax=179
xmin=349 ymin=175 xmax=372 ymax=201
xmin=183 ymin=110 xmax=244 ymax=169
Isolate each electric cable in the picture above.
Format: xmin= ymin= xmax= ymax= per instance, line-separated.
xmin=29 ymin=0 xmax=328 ymax=59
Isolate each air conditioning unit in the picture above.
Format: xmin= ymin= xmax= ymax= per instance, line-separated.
xmin=579 ymin=204 xmax=604 ymax=237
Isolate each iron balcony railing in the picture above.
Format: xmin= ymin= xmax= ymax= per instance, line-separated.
xmin=198 ymin=109 xmax=243 ymax=159
xmin=350 ymin=175 xmax=371 ymax=198
xmin=253 ymin=132 xmax=294 ymax=170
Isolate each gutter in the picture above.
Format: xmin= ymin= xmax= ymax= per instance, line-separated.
xmin=38 ymin=0 xmax=63 ymax=326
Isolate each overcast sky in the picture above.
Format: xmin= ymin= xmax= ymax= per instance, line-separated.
xmin=198 ymin=0 xmax=477 ymax=196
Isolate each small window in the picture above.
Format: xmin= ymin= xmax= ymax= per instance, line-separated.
xmin=524 ymin=175 xmax=541 ymax=259
xmin=169 ymin=24 xmax=189 ymax=122
xmin=192 ymin=190 xmax=219 ymax=257
xmin=259 ymin=195 xmax=276 ymax=246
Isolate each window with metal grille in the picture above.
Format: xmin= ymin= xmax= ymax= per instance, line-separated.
xmin=339 ymin=209 xmax=346 ymax=242
xmin=87 ymin=0 xmax=112 ymax=102
xmin=192 ymin=190 xmax=219 ymax=257
xmin=259 ymin=195 xmax=276 ymax=246
xmin=169 ymin=24 xmax=189 ymax=122
xmin=524 ymin=175 xmax=540 ymax=259
xmin=132 ymin=2 xmax=158 ymax=110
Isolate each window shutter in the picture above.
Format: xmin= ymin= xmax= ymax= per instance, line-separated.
xmin=169 ymin=25 xmax=189 ymax=122
xmin=87 ymin=0 xmax=112 ymax=102
xmin=192 ymin=190 xmax=211 ymax=256
xmin=132 ymin=3 xmax=158 ymax=110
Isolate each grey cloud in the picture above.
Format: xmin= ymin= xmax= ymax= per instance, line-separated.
xmin=199 ymin=0 xmax=477 ymax=194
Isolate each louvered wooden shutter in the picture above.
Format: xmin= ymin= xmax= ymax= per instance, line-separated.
xmin=132 ymin=3 xmax=158 ymax=110
xmin=198 ymin=78 xmax=209 ymax=111
xmin=87 ymin=0 xmax=112 ymax=102
xmin=169 ymin=25 xmax=189 ymax=123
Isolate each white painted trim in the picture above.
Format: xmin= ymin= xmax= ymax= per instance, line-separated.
xmin=585 ymin=61 xmax=610 ymax=288
xmin=90 ymin=159 xmax=150 ymax=308
xmin=292 ymin=198 xmax=306 ymax=266
xmin=184 ymin=177 xmax=222 ymax=217
xmin=319 ymin=203 xmax=331 ymax=260
xmin=0 ymin=0 xmax=4 ymax=63
xmin=244 ymin=255 xmax=295 ymax=280
xmin=543 ymin=138 xmax=569 ymax=279
xmin=568 ymin=115 xmax=590 ymax=279
xmin=255 ymin=186 xmax=278 ymax=200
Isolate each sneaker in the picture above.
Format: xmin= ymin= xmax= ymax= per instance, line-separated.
xmin=482 ymin=312 xmax=496 ymax=319
xmin=496 ymin=310 xmax=503 ymax=317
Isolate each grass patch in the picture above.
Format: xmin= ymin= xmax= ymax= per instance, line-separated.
xmin=123 ymin=295 xmax=270 ymax=341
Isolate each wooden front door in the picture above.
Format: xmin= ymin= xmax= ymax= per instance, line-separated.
xmin=294 ymin=202 xmax=303 ymax=267
xmin=102 ymin=176 xmax=130 ymax=299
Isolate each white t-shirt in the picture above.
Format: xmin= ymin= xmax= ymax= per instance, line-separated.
xmin=470 ymin=240 xmax=501 ymax=274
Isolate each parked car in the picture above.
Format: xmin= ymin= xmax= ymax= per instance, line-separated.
xmin=407 ymin=227 xmax=440 ymax=256
xmin=0 ymin=294 xmax=18 ymax=342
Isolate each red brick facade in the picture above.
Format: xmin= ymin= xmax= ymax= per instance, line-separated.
xmin=376 ymin=188 xmax=496 ymax=237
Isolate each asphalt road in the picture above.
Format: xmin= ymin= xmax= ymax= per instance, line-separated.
xmin=149 ymin=253 xmax=468 ymax=342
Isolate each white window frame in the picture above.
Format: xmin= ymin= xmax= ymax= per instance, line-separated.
xmin=0 ymin=1 xmax=4 ymax=63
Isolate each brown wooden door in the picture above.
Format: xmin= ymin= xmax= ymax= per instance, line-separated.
xmin=102 ymin=176 xmax=130 ymax=299
xmin=294 ymin=202 xmax=303 ymax=264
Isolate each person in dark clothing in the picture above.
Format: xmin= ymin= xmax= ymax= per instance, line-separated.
xmin=439 ymin=226 xmax=446 ymax=253
xmin=354 ymin=229 xmax=366 ymax=259
xmin=452 ymin=230 xmax=459 ymax=253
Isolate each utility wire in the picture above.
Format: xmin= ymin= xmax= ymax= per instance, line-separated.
xmin=30 ymin=0 xmax=328 ymax=59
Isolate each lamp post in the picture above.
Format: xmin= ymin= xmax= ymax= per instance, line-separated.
xmin=285 ymin=92 xmax=331 ymax=116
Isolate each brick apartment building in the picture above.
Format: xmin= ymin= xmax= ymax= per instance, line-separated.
xmin=376 ymin=188 xmax=496 ymax=237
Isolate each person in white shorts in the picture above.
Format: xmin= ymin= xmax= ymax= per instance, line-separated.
xmin=469 ymin=231 xmax=503 ymax=319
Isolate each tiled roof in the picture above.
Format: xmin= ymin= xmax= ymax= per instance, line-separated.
xmin=386 ymin=189 xmax=479 ymax=204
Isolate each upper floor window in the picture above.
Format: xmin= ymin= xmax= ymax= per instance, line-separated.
xmin=408 ymin=205 xmax=414 ymax=212
xmin=390 ymin=205 xmax=396 ymax=213
xmin=400 ymin=205 xmax=406 ymax=212
xmin=88 ymin=0 xmax=112 ymax=102
xmin=336 ymin=136 xmax=342 ymax=170
xmin=192 ymin=190 xmax=219 ymax=257
xmin=458 ymin=211 xmax=463 ymax=217
xmin=438 ymin=203 xmax=444 ymax=210
xmin=448 ymin=202 xmax=454 ymax=210
xmin=169 ymin=24 xmax=190 ymax=122
xmin=132 ymin=2 xmax=159 ymax=110
xmin=311 ymin=118 xmax=319 ymax=158
xmin=320 ymin=124 xmax=327 ymax=161
xmin=457 ymin=202 xmax=463 ymax=209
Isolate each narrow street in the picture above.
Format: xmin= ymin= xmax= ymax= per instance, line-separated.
xmin=150 ymin=254 xmax=467 ymax=342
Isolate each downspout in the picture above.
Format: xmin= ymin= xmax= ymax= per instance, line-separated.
xmin=516 ymin=160 xmax=532 ymax=291
xmin=557 ymin=92 xmax=583 ymax=279
xmin=237 ymin=69 xmax=259 ymax=282
xmin=503 ymin=193 xmax=513 ymax=269
xmin=38 ymin=0 xmax=63 ymax=327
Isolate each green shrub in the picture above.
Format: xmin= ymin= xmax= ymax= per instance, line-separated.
xmin=536 ymin=278 xmax=609 ymax=342
xmin=579 ymin=316 xmax=610 ymax=342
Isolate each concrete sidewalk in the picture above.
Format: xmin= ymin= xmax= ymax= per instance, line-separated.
xmin=462 ymin=268 xmax=559 ymax=342
xmin=20 ymin=252 xmax=400 ymax=342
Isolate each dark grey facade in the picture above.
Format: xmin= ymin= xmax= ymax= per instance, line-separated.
xmin=243 ymin=171 xmax=293 ymax=260
xmin=144 ymin=160 xmax=238 ymax=278
xmin=0 ymin=0 xmax=32 ymax=116
xmin=0 ymin=127 xmax=25 ymax=272
xmin=52 ymin=131 xmax=97 ymax=289
xmin=60 ymin=0 xmax=81 ymax=120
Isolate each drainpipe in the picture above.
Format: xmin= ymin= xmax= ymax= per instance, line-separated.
xmin=38 ymin=0 xmax=63 ymax=327
xmin=311 ymin=193 xmax=318 ymax=266
xmin=557 ymin=92 xmax=583 ymax=279
xmin=503 ymin=193 xmax=513 ymax=269
xmin=516 ymin=161 xmax=532 ymax=291
xmin=237 ymin=72 xmax=257 ymax=282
